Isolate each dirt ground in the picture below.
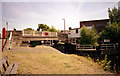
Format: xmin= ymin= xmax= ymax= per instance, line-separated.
xmin=2 ymin=45 xmax=110 ymax=74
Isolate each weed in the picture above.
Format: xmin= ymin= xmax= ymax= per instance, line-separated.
xmin=96 ymin=55 xmax=111 ymax=71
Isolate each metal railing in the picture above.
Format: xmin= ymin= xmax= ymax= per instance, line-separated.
xmin=76 ymin=43 xmax=119 ymax=50
xmin=22 ymin=31 xmax=57 ymax=37
xmin=76 ymin=44 xmax=94 ymax=50
xmin=101 ymin=43 xmax=118 ymax=50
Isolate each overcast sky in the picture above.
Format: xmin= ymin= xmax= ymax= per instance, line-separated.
xmin=0 ymin=0 xmax=119 ymax=33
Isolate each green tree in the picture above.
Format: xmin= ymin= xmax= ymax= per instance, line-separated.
xmin=37 ymin=24 xmax=50 ymax=31
xmin=24 ymin=28 xmax=34 ymax=31
xmin=49 ymin=26 xmax=57 ymax=32
xmin=37 ymin=24 xmax=58 ymax=32
xmin=100 ymin=7 xmax=120 ymax=44
xmin=78 ymin=25 xmax=99 ymax=46
xmin=108 ymin=7 xmax=120 ymax=25
xmin=100 ymin=22 xmax=120 ymax=43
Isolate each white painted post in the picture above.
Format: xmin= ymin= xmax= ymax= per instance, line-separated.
xmin=32 ymin=31 xmax=34 ymax=36
xmin=114 ymin=44 xmax=115 ymax=49
xmin=56 ymin=32 xmax=57 ymax=36
xmin=50 ymin=40 xmax=51 ymax=46
xmin=22 ymin=31 xmax=24 ymax=36
xmin=106 ymin=44 xmax=107 ymax=50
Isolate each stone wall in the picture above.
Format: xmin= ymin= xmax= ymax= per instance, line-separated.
xmin=7 ymin=30 xmax=22 ymax=47
xmin=57 ymin=32 xmax=68 ymax=43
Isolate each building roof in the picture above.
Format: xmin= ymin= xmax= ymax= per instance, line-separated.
xmin=80 ymin=19 xmax=109 ymax=23
xmin=70 ymin=28 xmax=80 ymax=30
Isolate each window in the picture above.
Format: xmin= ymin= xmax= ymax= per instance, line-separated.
xmin=76 ymin=29 xmax=78 ymax=33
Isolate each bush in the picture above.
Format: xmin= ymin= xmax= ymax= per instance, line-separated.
xmin=57 ymin=42 xmax=64 ymax=44
xmin=31 ymin=41 xmax=41 ymax=47
xmin=97 ymin=55 xmax=111 ymax=71
xmin=78 ymin=25 xmax=99 ymax=46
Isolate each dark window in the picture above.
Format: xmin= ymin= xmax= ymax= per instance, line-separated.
xmin=76 ymin=29 xmax=78 ymax=33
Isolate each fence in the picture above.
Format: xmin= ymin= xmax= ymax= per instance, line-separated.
xmin=76 ymin=44 xmax=94 ymax=50
xmin=76 ymin=43 xmax=119 ymax=50
xmin=101 ymin=43 xmax=118 ymax=50
xmin=22 ymin=31 xmax=57 ymax=37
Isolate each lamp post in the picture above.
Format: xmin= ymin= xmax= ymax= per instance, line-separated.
xmin=6 ymin=22 xmax=8 ymax=37
xmin=62 ymin=19 xmax=65 ymax=33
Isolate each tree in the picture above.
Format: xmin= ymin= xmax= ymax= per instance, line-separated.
xmin=108 ymin=7 xmax=120 ymax=25
xmin=24 ymin=28 xmax=34 ymax=31
xmin=100 ymin=22 xmax=120 ymax=43
xmin=37 ymin=24 xmax=58 ymax=32
xmin=37 ymin=24 xmax=50 ymax=31
xmin=78 ymin=25 xmax=99 ymax=46
xmin=100 ymin=7 xmax=120 ymax=44
xmin=49 ymin=26 xmax=57 ymax=32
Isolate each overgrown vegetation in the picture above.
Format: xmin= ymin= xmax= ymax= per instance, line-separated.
xmin=97 ymin=55 xmax=111 ymax=71
xmin=87 ymin=55 xmax=111 ymax=71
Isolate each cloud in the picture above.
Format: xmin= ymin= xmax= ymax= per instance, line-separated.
xmin=2 ymin=0 xmax=120 ymax=2
xmin=2 ymin=2 xmax=118 ymax=31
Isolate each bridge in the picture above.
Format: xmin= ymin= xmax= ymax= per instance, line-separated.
xmin=5 ymin=30 xmax=59 ymax=47
xmin=22 ymin=31 xmax=59 ymax=45
xmin=22 ymin=31 xmax=58 ymax=41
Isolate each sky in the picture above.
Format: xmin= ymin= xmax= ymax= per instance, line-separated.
xmin=0 ymin=0 xmax=119 ymax=33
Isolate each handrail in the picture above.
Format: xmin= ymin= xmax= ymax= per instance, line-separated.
xmin=76 ymin=43 xmax=118 ymax=50
xmin=22 ymin=31 xmax=57 ymax=37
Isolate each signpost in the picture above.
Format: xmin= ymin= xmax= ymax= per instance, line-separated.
xmin=2 ymin=27 xmax=6 ymax=52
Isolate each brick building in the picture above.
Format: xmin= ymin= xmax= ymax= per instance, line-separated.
xmin=80 ymin=19 xmax=109 ymax=32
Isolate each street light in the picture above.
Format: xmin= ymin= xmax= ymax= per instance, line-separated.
xmin=62 ymin=19 xmax=65 ymax=33
xmin=6 ymin=22 xmax=8 ymax=37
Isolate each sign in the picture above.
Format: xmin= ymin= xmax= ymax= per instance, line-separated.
xmin=45 ymin=33 xmax=48 ymax=35
xmin=104 ymin=39 xmax=110 ymax=42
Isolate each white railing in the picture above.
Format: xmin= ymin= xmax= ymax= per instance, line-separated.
xmin=22 ymin=31 xmax=57 ymax=37
xmin=101 ymin=43 xmax=118 ymax=50
xmin=76 ymin=44 xmax=94 ymax=50
xmin=76 ymin=43 xmax=118 ymax=50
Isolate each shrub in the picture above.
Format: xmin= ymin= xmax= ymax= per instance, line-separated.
xmin=97 ymin=55 xmax=111 ymax=71
xmin=57 ymin=42 xmax=64 ymax=44
xmin=78 ymin=25 xmax=99 ymax=46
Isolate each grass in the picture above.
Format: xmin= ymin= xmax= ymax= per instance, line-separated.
xmin=2 ymin=46 xmax=110 ymax=74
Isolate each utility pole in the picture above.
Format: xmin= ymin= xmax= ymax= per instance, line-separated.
xmin=62 ymin=19 xmax=65 ymax=33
